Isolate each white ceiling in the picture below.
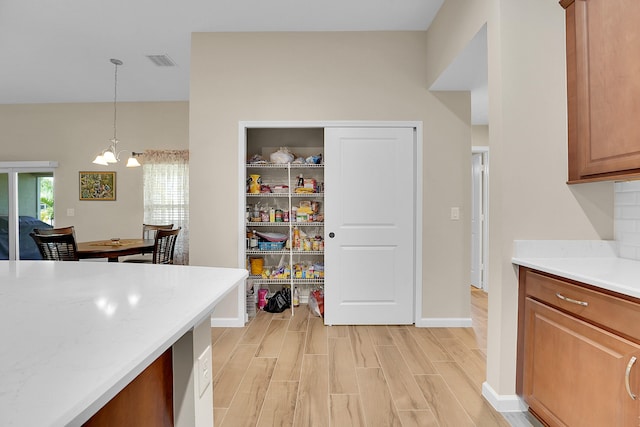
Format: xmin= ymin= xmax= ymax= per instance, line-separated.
xmin=0 ymin=0 xmax=487 ymax=123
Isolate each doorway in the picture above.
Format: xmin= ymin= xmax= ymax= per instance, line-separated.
xmin=0 ymin=161 xmax=57 ymax=260
xmin=237 ymin=121 xmax=423 ymax=327
xmin=471 ymin=148 xmax=488 ymax=290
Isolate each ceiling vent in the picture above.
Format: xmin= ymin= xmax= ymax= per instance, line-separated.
xmin=146 ymin=54 xmax=176 ymax=67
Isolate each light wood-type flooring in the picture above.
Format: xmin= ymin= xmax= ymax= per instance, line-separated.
xmin=210 ymin=288 xmax=539 ymax=427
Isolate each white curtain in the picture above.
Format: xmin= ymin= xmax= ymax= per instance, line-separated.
xmin=141 ymin=150 xmax=189 ymax=265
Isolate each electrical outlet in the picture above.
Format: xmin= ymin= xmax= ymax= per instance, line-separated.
xmin=197 ymin=346 xmax=212 ymax=397
xmin=67 ymin=208 xmax=75 ymax=217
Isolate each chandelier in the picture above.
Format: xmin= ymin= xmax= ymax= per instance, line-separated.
xmin=92 ymin=59 xmax=140 ymax=167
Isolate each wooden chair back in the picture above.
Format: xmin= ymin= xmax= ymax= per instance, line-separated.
xmin=29 ymin=231 xmax=79 ymax=261
xmin=152 ymin=227 xmax=181 ymax=265
xmin=121 ymin=224 xmax=175 ymax=263
xmin=33 ymin=226 xmax=76 ymax=237
xmin=142 ymin=224 xmax=174 ymax=240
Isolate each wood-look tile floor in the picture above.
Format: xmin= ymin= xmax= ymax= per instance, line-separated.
xmin=210 ymin=288 xmax=540 ymax=427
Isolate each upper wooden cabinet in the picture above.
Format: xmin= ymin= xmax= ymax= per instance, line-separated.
xmin=562 ymin=0 xmax=640 ymax=183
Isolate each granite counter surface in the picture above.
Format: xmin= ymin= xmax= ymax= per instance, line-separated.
xmin=0 ymin=261 xmax=247 ymax=426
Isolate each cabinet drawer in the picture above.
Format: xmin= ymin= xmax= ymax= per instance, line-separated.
xmin=523 ymin=269 xmax=640 ymax=342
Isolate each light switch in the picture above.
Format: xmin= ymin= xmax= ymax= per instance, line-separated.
xmin=197 ymin=346 xmax=212 ymax=397
xmin=67 ymin=208 xmax=75 ymax=217
xmin=450 ymin=207 xmax=460 ymax=220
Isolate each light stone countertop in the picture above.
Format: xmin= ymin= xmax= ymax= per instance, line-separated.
xmin=0 ymin=261 xmax=247 ymax=427
xmin=511 ymin=240 xmax=640 ymax=300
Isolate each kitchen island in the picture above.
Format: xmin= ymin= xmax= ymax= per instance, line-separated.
xmin=512 ymin=240 xmax=640 ymax=426
xmin=0 ymin=261 xmax=247 ymax=427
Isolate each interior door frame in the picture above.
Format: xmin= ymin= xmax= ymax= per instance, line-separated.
xmin=238 ymin=121 xmax=423 ymax=324
xmin=471 ymin=147 xmax=489 ymax=291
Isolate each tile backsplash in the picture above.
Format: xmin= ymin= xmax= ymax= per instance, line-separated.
xmin=614 ymin=181 xmax=640 ymax=260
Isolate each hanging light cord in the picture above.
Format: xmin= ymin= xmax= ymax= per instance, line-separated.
xmin=93 ymin=58 xmax=139 ymax=166
xmin=112 ymin=60 xmax=119 ymax=143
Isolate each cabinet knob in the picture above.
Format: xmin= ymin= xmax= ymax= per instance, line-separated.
xmin=329 ymin=232 xmax=335 ymax=238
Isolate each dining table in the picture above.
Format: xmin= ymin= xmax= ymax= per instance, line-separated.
xmin=77 ymin=238 xmax=155 ymax=262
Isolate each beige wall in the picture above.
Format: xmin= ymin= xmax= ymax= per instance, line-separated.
xmin=425 ymin=1 xmax=489 ymax=89
xmin=189 ymin=31 xmax=472 ymax=320
xmin=472 ymin=125 xmax=489 ymax=146
xmin=0 ymin=102 xmax=189 ymax=241
xmin=427 ymin=0 xmax=614 ymax=399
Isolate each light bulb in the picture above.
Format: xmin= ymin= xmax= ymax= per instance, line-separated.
xmin=103 ymin=150 xmax=117 ymax=163
xmin=93 ymin=155 xmax=108 ymax=166
xmin=126 ymin=156 xmax=141 ymax=167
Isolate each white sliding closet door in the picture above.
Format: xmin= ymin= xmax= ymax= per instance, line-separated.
xmin=324 ymin=127 xmax=415 ymax=325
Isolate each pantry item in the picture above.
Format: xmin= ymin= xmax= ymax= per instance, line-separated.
xmin=255 ymin=231 xmax=288 ymax=242
xmin=272 ymin=185 xmax=289 ymax=193
xmin=305 ymin=154 xmax=322 ymax=164
xmin=258 ymin=241 xmax=285 ymax=251
xmin=258 ymin=288 xmax=268 ymax=310
xmin=295 ymin=186 xmax=315 ymax=194
xmin=249 ymin=257 xmax=264 ymax=275
xmin=248 ymin=174 xmax=261 ymax=194
xmin=293 ymin=287 xmax=300 ymax=307
xmin=293 ymin=226 xmax=300 ymax=250
xmin=270 ymin=147 xmax=295 ymax=164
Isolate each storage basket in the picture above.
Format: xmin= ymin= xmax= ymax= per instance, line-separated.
xmin=258 ymin=240 xmax=285 ymax=251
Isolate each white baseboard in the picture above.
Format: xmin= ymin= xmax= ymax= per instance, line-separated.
xmin=415 ymin=317 xmax=473 ymax=327
xmin=482 ymin=381 xmax=528 ymax=412
xmin=210 ymin=316 xmax=245 ymax=327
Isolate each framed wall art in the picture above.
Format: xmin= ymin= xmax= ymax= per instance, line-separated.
xmin=79 ymin=171 xmax=116 ymax=201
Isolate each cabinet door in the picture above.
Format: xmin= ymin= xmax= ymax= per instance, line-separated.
xmin=566 ymin=0 xmax=640 ymax=180
xmin=523 ymin=298 xmax=640 ymax=426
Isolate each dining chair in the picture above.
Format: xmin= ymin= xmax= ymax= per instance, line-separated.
xmin=33 ymin=226 xmax=76 ymax=237
xmin=152 ymin=227 xmax=181 ymax=265
xmin=142 ymin=223 xmax=174 ymax=240
xmin=122 ymin=223 xmax=174 ymax=263
xmin=29 ymin=231 xmax=79 ymax=261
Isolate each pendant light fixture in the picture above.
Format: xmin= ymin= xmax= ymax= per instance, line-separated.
xmin=92 ymin=58 xmax=140 ymax=167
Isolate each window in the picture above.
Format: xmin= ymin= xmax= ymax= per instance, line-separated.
xmin=142 ymin=150 xmax=189 ymax=264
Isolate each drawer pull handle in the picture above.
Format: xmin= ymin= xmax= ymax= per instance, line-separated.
xmin=626 ymin=356 xmax=637 ymax=400
xmin=555 ymin=293 xmax=588 ymax=307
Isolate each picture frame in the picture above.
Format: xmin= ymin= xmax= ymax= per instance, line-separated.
xmin=79 ymin=171 xmax=116 ymax=201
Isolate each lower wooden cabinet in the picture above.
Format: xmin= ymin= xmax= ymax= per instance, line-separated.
xmin=518 ymin=267 xmax=640 ymax=426
xmin=83 ymin=348 xmax=173 ymax=427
